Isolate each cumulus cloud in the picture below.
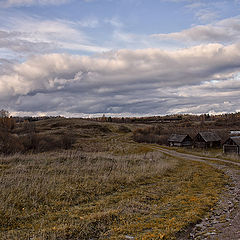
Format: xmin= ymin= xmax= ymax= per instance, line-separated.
xmin=1 ymin=43 xmax=240 ymax=116
xmin=152 ymin=17 xmax=240 ymax=44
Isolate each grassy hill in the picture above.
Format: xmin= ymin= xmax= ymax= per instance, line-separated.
xmin=0 ymin=118 xmax=228 ymax=239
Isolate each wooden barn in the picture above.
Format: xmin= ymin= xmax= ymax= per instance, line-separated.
xmin=168 ymin=134 xmax=193 ymax=147
xmin=194 ymin=132 xmax=221 ymax=148
xmin=223 ymin=136 xmax=240 ymax=155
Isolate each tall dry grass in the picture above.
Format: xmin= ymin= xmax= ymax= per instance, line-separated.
xmin=0 ymin=150 xmax=175 ymax=239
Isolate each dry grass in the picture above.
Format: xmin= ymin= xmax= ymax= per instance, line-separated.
xmin=0 ymin=150 xmax=227 ymax=239
xmin=164 ymin=145 xmax=240 ymax=164
xmin=0 ymin=119 xmax=229 ymax=239
xmin=0 ymin=151 xmax=174 ymax=239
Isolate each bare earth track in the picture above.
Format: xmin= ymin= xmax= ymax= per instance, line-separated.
xmin=151 ymin=146 xmax=240 ymax=240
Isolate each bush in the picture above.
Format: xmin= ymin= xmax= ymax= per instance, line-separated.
xmin=0 ymin=130 xmax=24 ymax=154
xmin=19 ymin=133 xmax=70 ymax=153
xmin=38 ymin=135 xmax=61 ymax=152
xmin=133 ymin=132 xmax=168 ymax=145
xmin=117 ymin=125 xmax=131 ymax=133
xmin=132 ymin=125 xmax=170 ymax=145
xmin=61 ymin=132 xmax=76 ymax=150
xmin=19 ymin=133 xmax=39 ymax=152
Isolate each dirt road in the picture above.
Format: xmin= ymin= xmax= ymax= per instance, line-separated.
xmin=152 ymin=146 xmax=240 ymax=240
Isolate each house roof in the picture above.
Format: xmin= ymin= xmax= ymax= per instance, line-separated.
xmin=168 ymin=134 xmax=190 ymax=143
xmin=229 ymin=136 xmax=240 ymax=146
xmin=198 ymin=132 xmax=221 ymax=142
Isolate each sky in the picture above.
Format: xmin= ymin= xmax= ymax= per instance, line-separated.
xmin=1 ymin=0 xmax=240 ymax=117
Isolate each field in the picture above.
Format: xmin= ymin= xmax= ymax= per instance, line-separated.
xmin=162 ymin=145 xmax=240 ymax=164
xmin=0 ymin=118 xmax=229 ymax=239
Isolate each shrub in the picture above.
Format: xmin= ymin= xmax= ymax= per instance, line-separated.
xmin=0 ymin=130 xmax=24 ymax=154
xmin=38 ymin=135 xmax=61 ymax=152
xmin=19 ymin=134 xmax=62 ymax=153
xmin=132 ymin=125 xmax=169 ymax=145
xmin=117 ymin=125 xmax=131 ymax=133
xmin=19 ymin=133 xmax=39 ymax=152
xmin=78 ymin=124 xmax=111 ymax=133
xmin=61 ymin=132 xmax=76 ymax=150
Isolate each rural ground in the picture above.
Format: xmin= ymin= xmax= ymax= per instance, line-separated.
xmin=152 ymin=146 xmax=240 ymax=239
xmin=0 ymin=117 xmax=240 ymax=239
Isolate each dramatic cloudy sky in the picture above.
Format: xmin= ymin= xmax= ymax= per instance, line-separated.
xmin=1 ymin=0 xmax=240 ymax=117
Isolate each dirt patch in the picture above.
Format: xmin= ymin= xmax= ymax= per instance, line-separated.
xmin=186 ymin=166 xmax=240 ymax=240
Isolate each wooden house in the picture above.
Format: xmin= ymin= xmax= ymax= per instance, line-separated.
xmin=194 ymin=132 xmax=221 ymax=148
xmin=223 ymin=136 xmax=240 ymax=155
xmin=168 ymin=134 xmax=193 ymax=147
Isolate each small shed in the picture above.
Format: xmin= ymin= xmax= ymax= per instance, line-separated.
xmin=223 ymin=136 xmax=240 ymax=155
xmin=194 ymin=132 xmax=221 ymax=148
xmin=168 ymin=134 xmax=193 ymax=147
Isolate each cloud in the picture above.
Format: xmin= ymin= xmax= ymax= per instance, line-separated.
xmin=185 ymin=2 xmax=206 ymax=10
xmin=185 ymin=1 xmax=221 ymax=22
xmin=1 ymin=43 xmax=240 ymax=116
xmin=162 ymin=0 xmax=223 ymax=22
xmin=152 ymin=17 xmax=240 ymax=44
xmin=0 ymin=0 xmax=71 ymax=8
xmin=195 ymin=8 xmax=218 ymax=22
xmin=105 ymin=17 xmax=123 ymax=28
xmin=0 ymin=30 xmax=55 ymax=53
xmin=0 ymin=16 xmax=109 ymax=56
xmin=77 ymin=18 xmax=99 ymax=28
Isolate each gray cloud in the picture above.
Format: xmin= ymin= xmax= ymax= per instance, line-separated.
xmin=1 ymin=43 xmax=240 ymax=116
xmin=0 ymin=1 xmax=239 ymax=116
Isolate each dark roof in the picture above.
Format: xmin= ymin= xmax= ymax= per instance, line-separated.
xmin=229 ymin=136 xmax=240 ymax=146
xmin=168 ymin=134 xmax=189 ymax=143
xmin=198 ymin=132 xmax=221 ymax=142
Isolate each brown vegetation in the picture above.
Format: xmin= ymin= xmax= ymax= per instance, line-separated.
xmin=0 ymin=116 xmax=231 ymax=239
xmin=132 ymin=121 xmax=230 ymax=146
xmin=0 ymin=150 xmax=227 ymax=239
xmin=133 ymin=125 xmax=169 ymax=145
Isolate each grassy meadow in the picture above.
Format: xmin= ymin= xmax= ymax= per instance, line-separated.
xmin=0 ymin=118 xmax=229 ymax=239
